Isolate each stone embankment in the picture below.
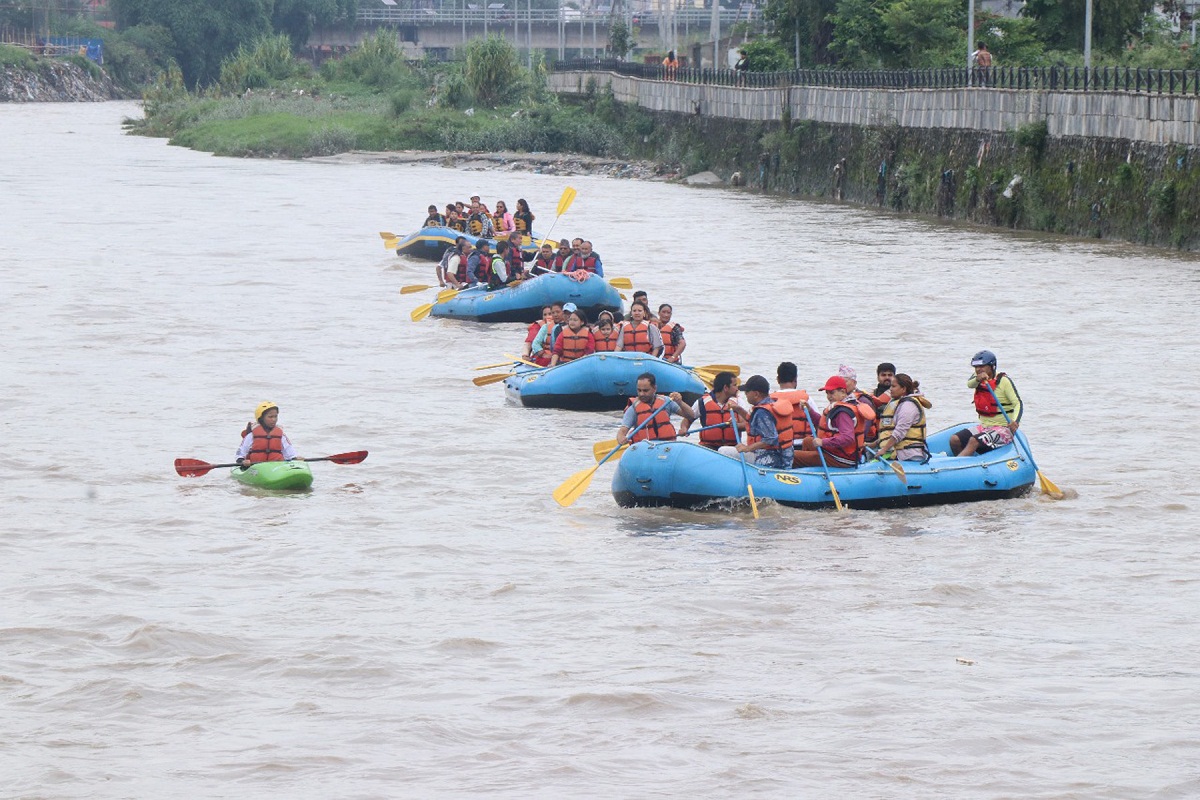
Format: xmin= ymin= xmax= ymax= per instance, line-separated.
xmin=1 ymin=61 xmax=125 ymax=102
xmin=314 ymin=150 xmax=675 ymax=180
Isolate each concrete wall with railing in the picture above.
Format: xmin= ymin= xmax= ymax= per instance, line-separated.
xmin=547 ymin=70 xmax=1200 ymax=145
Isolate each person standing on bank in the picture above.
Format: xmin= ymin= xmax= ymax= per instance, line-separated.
xmin=237 ymin=402 xmax=302 ymax=466
xmin=950 ymin=349 xmax=1022 ymax=457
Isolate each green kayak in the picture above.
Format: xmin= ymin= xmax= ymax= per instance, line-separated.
xmin=231 ymin=460 xmax=314 ymax=490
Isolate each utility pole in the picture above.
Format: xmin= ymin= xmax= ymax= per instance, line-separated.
xmin=1084 ymin=0 xmax=1093 ymax=69
xmin=710 ymin=0 xmax=720 ymax=68
xmin=967 ymin=0 xmax=975 ymax=86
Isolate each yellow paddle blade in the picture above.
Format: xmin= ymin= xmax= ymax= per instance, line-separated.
xmin=502 ymin=353 xmax=544 ymax=369
xmin=553 ymin=462 xmax=599 ymax=507
xmin=472 ymin=372 xmax=514 ymax=386
xmin=607 ymin=276 xmax=633 ymax=290
xmin=410 ymin=302 xmax=435 ymax=322
xmin=474 ymin=360 xmax=519 ymax=371
xmin=556 ymin=186 xmax=578 ymax=217
xmin=619 ymin=292 xmax=628 ymax=301
xmin=829 ymin=480 xmax=844 ymax=512
xmin=400 ymin=284 xmax=436 ymax=294
xmin=748 ymin=484 xmax=759 ymax=519
xmin=379 ymin=231 xmax=397 ymax=239
xmin=384 ymin=238 xmax=400 ymax=250
xmin=593 ymin=439 xmax=627 ymax=463
xmin=437 ymin=288 xmax=460 ymax=302
xmin=1038 ymin=471 xmax=1065 ymax=500
xmin=699 ymin=364 xmax=741 ymax=377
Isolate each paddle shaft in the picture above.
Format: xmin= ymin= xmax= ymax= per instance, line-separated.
xmin=981 ymin=382 xmax=1059 ymax=497
xmin=729 ymin=403 xmax=760 ymax=519
xmin=803 ymin=405 xmax=845 ymax=511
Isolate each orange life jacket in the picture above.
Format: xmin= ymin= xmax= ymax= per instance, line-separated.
xmin=247 ymin=424 xmax=285 ymax=464
xmin=696 ymin=394 xmax=738 ymax=449
xmin=660 ymin=321 xmax=682 ymax=360
xmin=745 ymin=397 xmax=795 ymax=452
xmin=621 ymin=322 xmax=654 ymax=353
xmin=629 ymin=397 xmax=677 ymax=443
xmin=851 ymin=390 xmax=879 ymax=442
xmin=771 ymin=388 xmax=813 ymax=439
xmin=594 ymin=328 xmax=620 ymax=352
xmin=558 ymin=328 xmax=592 ymax=362
xmin=817 ymin=401 xmax=862 ymax=468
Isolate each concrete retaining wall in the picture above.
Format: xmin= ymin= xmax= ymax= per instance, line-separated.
xmin=549 ymin=71 xmax=1200 ymax=145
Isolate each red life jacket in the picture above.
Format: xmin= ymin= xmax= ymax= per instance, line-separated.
xmin=817 ymin=402 xmax=862 ymax=467
xmin=696 ymin=394 xmax=737 ymax=449
xmin=594 ymin=328 xmax=619 ymax=352
xmin=973 ymin=373 xmax=1008 ymax=416
xmin=557 ymin=329 xmax=592 ymax=362
xmin=533 ymin=253 xmax=557 ymax=273
xmin=552 ymin=252 xmax=572 ymax=271
xmin=451 ymin=251 xmax=470 ymax=284
xmin=629 ymin=397 xmax=677 ymax=443
xmin=745 ymin=397 xmax=795 ymax=452
xmin=570 ymin=253 xmax=599 ymax=274
xmin=621 ymin=322 xmax=654 ymax=353
xmin=660 ymin=321 xmax=683 ymax=360
xmin=771 ymin=389 xmax=813 ymax=439
xmin=503 ymin=247 xmax=524 ymax=281
xmin=247 ymin=424 xmax=285 ymax=464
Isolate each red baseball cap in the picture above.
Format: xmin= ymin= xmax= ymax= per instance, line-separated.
xmin=820 ymin=376 xmax=848 ymax=392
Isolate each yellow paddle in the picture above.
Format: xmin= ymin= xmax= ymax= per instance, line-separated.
xmin=590 ymin=421 xmax=735 ymax=463
xmin=863 ymin=446 xmax=907 ymax=484
xmin=502 ymin=353 xmax=545 ymax=368
xmin=554 ymin=402 xmax=668 ymax=507
xmin=607 ymin=277 xmax=633 ymax=290
xmin=400 ymin=284 xmax=440 ymax=294
xmin=729 ymin=402 xmax=759 ymax=519
xmin=379 ymin=231 xmax=398 ymax=239
xmin=474 ymin=360 xmax=521 ymax=371
xmin=411 ymin=287 xmax=465 ymax=322
xmin=536 ymin=187 xmax=578 ymax=249
xmin=473 ymin=372 xmax=516 ymax=386
xmin=384 ymin=237 xmax=399 ymax=250
xmin=983 ymin=383 xmax=1064 ymax=500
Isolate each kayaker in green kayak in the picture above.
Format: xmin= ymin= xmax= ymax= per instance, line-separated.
xmin=236 ymin=402 xmax=303 ymax=467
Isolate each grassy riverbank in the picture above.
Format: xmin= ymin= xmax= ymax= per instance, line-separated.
xmin=126 ymin=33 xmax=648 ymax=161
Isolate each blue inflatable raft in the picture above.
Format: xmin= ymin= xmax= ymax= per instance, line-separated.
xmin=502 ymin=352 xmax=709 ymax=411
xmin=394 ymin=226 xmax=543 ymax=260
xmin=430 ymin=273 xmax=623 ymax=324
xmin=611 ymin=425 xmax=1038 ymax=511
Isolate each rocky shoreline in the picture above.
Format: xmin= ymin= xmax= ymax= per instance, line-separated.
xmin=310 ymin=150 xmax=685 ymax=182
xmin=1 ymin=61 xmax=126 ymax=102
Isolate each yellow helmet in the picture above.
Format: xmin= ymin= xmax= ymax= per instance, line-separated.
xmin=254 ymin=401 xmax=278 ymax=421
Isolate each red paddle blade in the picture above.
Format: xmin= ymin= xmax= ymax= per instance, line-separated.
xmin=327 ymin=450 xmax=368 ymax=465
xmin=175 ymin=458 xmax=215 ymax=477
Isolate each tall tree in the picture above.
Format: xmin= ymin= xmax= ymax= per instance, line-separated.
xmin=272 ymin=0 xmax=358 ymax=49
xmin=878 ymin=0 xmax=963 ymax=67
xmin=1022 ymin=0 xmax=1154 ymax=54
xmin=112 ymin=0 xmax=272 ymax=87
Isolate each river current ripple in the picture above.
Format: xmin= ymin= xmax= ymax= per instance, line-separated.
xmin=2 ymin=102 xmax=1198 ymax=798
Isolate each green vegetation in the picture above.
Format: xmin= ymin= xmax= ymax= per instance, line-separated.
xmin=0 ymin=43 xmax=33 ymax=68
xmin=128 ymin=34 xmax=633 ymax=160
xmin=759 ymin=0 xmax=1181 ymax=69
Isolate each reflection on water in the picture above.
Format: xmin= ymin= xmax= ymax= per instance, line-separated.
xmin=2 ymin=102 xmax=1199 ymax=797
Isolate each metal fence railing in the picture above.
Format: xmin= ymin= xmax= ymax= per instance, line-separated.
xmin=553 ymin=58 xmax=1200 ymax=95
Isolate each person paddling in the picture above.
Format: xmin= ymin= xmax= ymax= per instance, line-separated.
xmin=616 ymin=372 xmax=696 ymax=446
xmin=794 ymin=376 xmax=862 ymax=469
xmin=731 ymin=374 xmax=794 ymax=469
xmin=950 ymin=349 xmax=1022 ymax=457
xmin=423 ymin=204 xmax=446 ymax=228
xmin=773 ymin=361 xmax=821 ymax=466
xmin=680 ymin=370 xmax=740 ymax=450
xmin=438 ymin=236 xmax=470 ymax=289
xmin=237 ymin=402 xmax=303 ymax=467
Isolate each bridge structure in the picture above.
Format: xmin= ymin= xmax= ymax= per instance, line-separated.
xmin=308 ymin=3 xmax=760 ymax=64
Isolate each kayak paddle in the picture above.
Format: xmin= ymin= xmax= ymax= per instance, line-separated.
xmin=174 ymin=450 xmax=368 ymax=477
xmin=554 ymin=403 xmax=667 ymax=508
